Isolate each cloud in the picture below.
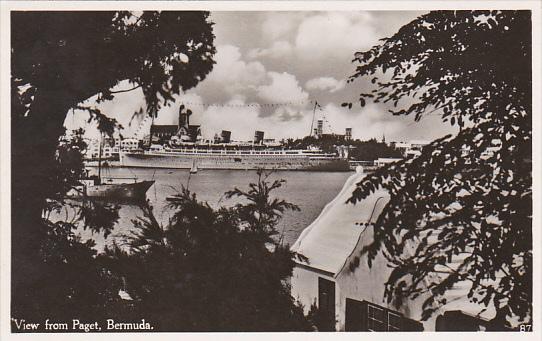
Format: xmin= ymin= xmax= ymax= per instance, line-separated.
xmin=294 ymin=12 xmax=379 ymax=61
xmin=310 ymin=101 xmax=456 ymax=142
xmin=201 ymin=45 xmax=267 ymax=98
xmin=247 ymin=41 xmax=293 ymax=60
xmin=195 ymin=98 xmax=262 ymax=140
xmin=246 ymin=12 xmax=380 ymax=66
xmin=195 ymin=47 xmax=312 ymax=122
xmin=275 ymin=106 xmax=304 ymax=122
xmin=195 ymin=97 xmax=311 ymax=141
xmin=305 ymin=76 xmax=345 ymax=93
xmin=257 ymin=72 xmax=309 ymax=106
xmin=163 ymin=96 xmax=450 ymax=143
xmin=63 ymin=80 xmax=148 ymax=139
xmin=153 ymin=93 xmax=204 ymax=126
xmin=260 ymin=12 xmax=303 ymax=41
xmin=67 ymin=11 xmax=453 ymax=144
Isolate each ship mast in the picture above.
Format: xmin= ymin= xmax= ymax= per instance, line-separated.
xmin=148 ymin=115 xmax=155 ymax=149
xmin=97 ymin=132 xmax=103 ymax=184
xmin=309 ymin=100 xmax=318 ymax=136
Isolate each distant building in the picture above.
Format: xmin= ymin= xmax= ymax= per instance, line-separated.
xmin=336 ymin=145 xmax=349 ymax=159
xmin=410 ymin=140 xmax=430 ymax=147
xmin=374 ymin=157 xmax=402 ymax=167
xmin=150 ymin=125 xmax=178 ymax=142
xmin=345 ymin=128 xmax=352 ymax=141
xmin=150 ymin=105 xmax=199 ymax=144
xmin=263 ymin=138 xmax=281 ymax=147
xmin=317 ymin=120 xmax=324 ymax=137
xmin=85 ymin=139 xmax=119 ymax=160
xmin=391 ymin=140 xmax=430 ymax=158
xmin=120 ymin=138 xmax=139 ymax=151
xmin=348 ymin=160 xmax=376 ymax=171
xmin=85 ymin=140 xmax=100 ymax=159
xmin=321 ymin=133 xmax=345 ymax=140
xmin=187 ymin=125 xmax=202 ymax=142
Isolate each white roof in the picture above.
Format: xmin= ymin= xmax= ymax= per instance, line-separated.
xmin=410 ymin=139 xmax=431 ymax=145
xmin=376 ymin=157 xmax=402 ymax=163
xmin=291 ymin=169 xmax=389 ymax=276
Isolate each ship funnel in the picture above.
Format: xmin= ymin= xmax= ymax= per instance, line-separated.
xmin=254 ymin=131 xmax=264 ymax=145
xmin=221 ymin=130 xmax=231 ymax=143
xmin=179 ymin=105 xmax=191 ymax=129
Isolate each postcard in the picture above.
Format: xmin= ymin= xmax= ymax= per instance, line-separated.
xmin=1 ymin=1 xmax=540 ymax=340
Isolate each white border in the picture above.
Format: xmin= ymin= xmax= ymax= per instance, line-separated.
xmin=1 ymin=1 xmax=541 ymax=341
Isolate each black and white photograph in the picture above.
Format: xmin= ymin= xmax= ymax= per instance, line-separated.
xmin=1 ymin=1 xmax=540 ymax=339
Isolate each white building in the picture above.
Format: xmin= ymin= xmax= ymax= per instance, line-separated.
xmin=120 ymin=138 xmax=140 ymax=151
xmin=374 ymin=157 xmax=402 ymax=167
xmin=85 ymin=137 xmax=141 ymax=159
xmin=290 ymin=168 xmax=505 ymax=331
xmin=392 ymin=140 xmax=430 ymax=158
xmin=263 ymin=138 xmax=282 ymax=147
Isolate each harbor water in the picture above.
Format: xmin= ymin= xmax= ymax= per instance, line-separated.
xmin=67 ymin=167 xmax=353 ymax=251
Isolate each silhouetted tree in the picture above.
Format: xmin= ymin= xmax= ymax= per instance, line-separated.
xmin=103 ymin=174 xmax=312 ymax=331
xmin=12 ymin=130 xmax=123 ymax=327
xmin=348 ymin=139 xmax=402 ymax=161
xmin=345 ymin=10 xmax=531 ymax=327
xmin=225 ymin=170 xmax=300 ymax=243
xmin=11 ymin=11 xmax=216 ymax=324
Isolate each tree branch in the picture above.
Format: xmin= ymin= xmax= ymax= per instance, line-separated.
xmin=109 ymin=84 xmax=141 ymax=94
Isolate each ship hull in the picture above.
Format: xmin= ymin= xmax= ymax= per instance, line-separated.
xmin=86 ymin=180 xmax=155 ymax=200
xmin=68 ymin=180 xmax=155 ymax=201
xmin=120 ymin=152 xmax=351 ymax=172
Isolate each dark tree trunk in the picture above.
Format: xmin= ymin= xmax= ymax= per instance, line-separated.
xmin=11 ymin=88 xmax=72 ymax=317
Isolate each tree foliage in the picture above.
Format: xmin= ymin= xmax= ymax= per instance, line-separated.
xmin=348 ymin=139 xmax=402 ymax=161
xmin=12 ymin=11 xmax=215 ymax=117
xmin=346 ymin=10 xmax=531 ymax=327
xmin=225 ymin=170 xmax=300 ymax=243
xmin=103 ymin=175 xmax=311 ymax=331
xmin=11 ymin=11 xmax=216 ymax=324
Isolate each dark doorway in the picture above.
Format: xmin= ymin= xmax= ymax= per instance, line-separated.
xmin=345 ymin=298 xmax=364 ymax=331
xmin=317 ymin=277 xmax=336 ymax=331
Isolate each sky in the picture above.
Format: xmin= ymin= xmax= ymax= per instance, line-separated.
xmin=64 ymin=11 xmax=457 ymax=143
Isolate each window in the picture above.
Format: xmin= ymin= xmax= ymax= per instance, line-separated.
xmin=344 ymin=299 xmax=423 ymax=332
xmin=387 ymin=312 xmax=401 ymax=331
xmin=367 ymin=305 xmax=386 ymax=331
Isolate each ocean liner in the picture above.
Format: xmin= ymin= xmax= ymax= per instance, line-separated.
xmin=120 ymin=105 xmax=350 ymax=172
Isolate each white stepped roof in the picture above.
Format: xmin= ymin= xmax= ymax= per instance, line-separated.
xmin=291 ymin=169 xmax=389 ymax=276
